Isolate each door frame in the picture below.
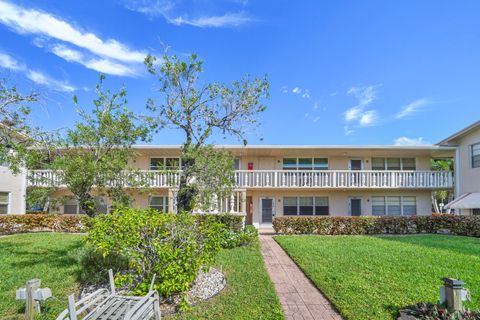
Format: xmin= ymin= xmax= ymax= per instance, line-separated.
xmin=348 ymin=158 xmax=364 ymax=170
xmin=348 ymin=197 xmax=363 ymax=216
xmin=259 ymin=197 xmax=276 ymax=223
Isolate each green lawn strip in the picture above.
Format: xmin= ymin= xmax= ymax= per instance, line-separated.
xmin=0 ymin=233 xmax=84 ymax=319
xmin=274 ymin=235 xmax=480 ymax=320
xmin=171 ymin=244 xmax=284 ymax=320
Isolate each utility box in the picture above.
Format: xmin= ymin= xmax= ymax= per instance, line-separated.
xmin=441 ymin=278 xmax=467 ymax=311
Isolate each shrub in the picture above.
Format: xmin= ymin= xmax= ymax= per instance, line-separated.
xmin=272 ymin=215 xmax=480 ymax=236
xmin=86 ymin=208 xmax=224 ymax=301
xmin=0 ymin=214 xmax=89 ymax=235
xmin=221 ymin=225 xmax=258 ymax=248
xmin=195 ymin=213 xmax=244 ymax=232
xmin=398 ymin=302 xmax=480 ymax=320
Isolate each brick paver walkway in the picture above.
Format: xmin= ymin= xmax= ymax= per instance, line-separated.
xmin=260 ymin=235 xmax=343 ymax=320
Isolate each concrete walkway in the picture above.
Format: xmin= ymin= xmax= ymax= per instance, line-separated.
xmin=260 ymin=235 xmax=342 ymax=320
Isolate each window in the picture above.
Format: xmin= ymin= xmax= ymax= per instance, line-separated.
xmin=472 ymin=143 xmax=480 ymax=168
xmin=372 ymin=197 xmax=386 ymax=216
xmin=387 ymin=196 xmax=401 ymax=216
xmin=0 ymin=192 xmax=9 ymax=214
xmin=283 ymin=196 xmax=329 ymax=216
xmin=372 ymin=196 xmax=417 ymax=216
xmin=371 ymin=157 xmax=416 ymax=170
xmin=150 ymin=157 xmax=180 ymax=170
xmin=472 ymin=209 xmax=480 ymax=216
xmin=282 ymin=158 xmax=328 ymax=170
xmin=283 ymin=197 xmax=298 ymax=216
xmin=233 ymin=158 xmax=241 ymax=170
xmin=64 ymin=198 xmax=79 ymax=214
xmin=149 ymin=196 xmax=169 ymax=213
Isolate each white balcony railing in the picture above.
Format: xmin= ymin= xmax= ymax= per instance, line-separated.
xmin=27 ymin=169 xmax=453 ymax=189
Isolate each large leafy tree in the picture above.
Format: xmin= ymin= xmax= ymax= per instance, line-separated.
xmin=145 ymin=53 xmax=269 ymax=212
xmin=0 ymin=78 xmax=44 ymax=173
xmin=50 ymin=76 xmax=151 ymax=216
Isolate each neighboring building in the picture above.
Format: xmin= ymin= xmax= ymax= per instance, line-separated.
xmin=26 ymin=145 xmax=454 ymax=226
xmin=439 ymin=121 xmax=480 ymax=215
xmin=0 ymin=164 xmax=26 ymax=214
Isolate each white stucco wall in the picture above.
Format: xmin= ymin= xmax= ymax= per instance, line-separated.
xmin=0 ymin=165 xmax=26 ymax=214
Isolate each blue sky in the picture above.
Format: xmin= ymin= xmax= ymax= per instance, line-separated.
xmin=0 ymin=0 xmax=479 ymax=145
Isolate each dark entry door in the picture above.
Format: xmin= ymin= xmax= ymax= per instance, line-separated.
xmin=261 ymin=198 xmax=274 ymax=223
xmin=350 ymin=199 xmax=362 ymax=216
xmin=350 ymin=159 xmax=363 ymax=170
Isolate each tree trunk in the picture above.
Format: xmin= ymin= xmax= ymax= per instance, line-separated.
xmin=79 ymin=193 xmax=96 ymax=217
xmin=177 ymin=155 xmax=197 ymax=213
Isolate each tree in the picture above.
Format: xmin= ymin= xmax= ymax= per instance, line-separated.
xmin=145 ymin=53 xmax=269 ymax=212
xmin=431 ymin=158 xmax=454 ymax=213
xmin=50 ymin=75 xmax=151 ymax=217
xmin=0 ymin=77 xmax=40 ymax=173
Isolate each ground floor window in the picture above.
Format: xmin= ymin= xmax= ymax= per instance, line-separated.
xmin=472 ymin=208 xmax=480 ymax=216
xmin=64 ymin=198 xmax=80 ymax=214
xmin=0 ymin=192 xmax=9 ymax=214
xmin=149 ymin=196 xmax=169 ymax=213
xmin=63 ymin=197 xmax=107 ymax=214
xmin=372 ymin=196 xmax=417 ymax=216
xmin=283 ymin=196 xmax=329 ymax=216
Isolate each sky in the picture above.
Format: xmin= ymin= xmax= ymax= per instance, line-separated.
xmin=0 ymin=0 xmax=479 ymax=146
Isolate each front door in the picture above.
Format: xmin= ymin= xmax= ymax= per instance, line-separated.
xmin=260 ymin=198 xmax=275 ymax=223
xmin=349 ymin=159 xmax=363 ymax=170
xmin=350 ymin=198 xmax=362 ymax=216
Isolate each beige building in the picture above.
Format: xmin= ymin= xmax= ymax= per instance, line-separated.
xmin=26 ymin=145 xmax=454 ymax=226
xmin=440 ymin=121 xmax=480 ymax=215
xmin=0 ymin=164 xmax=26 ymax=214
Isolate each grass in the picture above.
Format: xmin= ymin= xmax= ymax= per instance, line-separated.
xmin=171 ymin=243 xmax=283 ymax=320
xmin=0 ymin=233 xmax=282 ymax=320
xmin=0 ymin=233 xmax=84 ymax=319
xmin=275 ymin=234 xmax=480 ymax=320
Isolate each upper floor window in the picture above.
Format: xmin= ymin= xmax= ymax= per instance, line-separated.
xmin=371 ymin=157 xmax=416 ymax=170
xmin=150 ymin=157 xmax=181 ymax=170
xmin=0 ymin=192 xmax=9 ymax=214
xmin=283 ymin=158 xmax=328 ymax=170
xmin=472 ymin=143 xmax=480 ymax=168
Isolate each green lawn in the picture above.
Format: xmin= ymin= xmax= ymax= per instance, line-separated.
xmin=170 ymin=244 xmax=283 ymax=320
xmin=275 ymin=234 xmax=480 ymax=320
xmin=0 ymin=233 xmax=84 ymax=319
xmin=0 ymin=233 xmax=282 ymax=320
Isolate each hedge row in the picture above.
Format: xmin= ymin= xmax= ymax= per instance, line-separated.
xmin=0 ymin=212 xmax=245 ymax=235
xmin=0 ymin=214 xmax=90 ymax=235
xmin=272 ymin=215 xmax=480 ymax=237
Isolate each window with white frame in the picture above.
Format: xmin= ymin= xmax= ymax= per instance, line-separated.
xmin=372 ymin=196 xmax=417 ymax=216
xmin=282 ymin=158 xmax=328 ymax=170
xmin=64 ymin=198 xmax=79 ymax=214
xmin=63 ymin=197 xmax=106 ymax=214
xmin=472 ymin=143 xmax=480 ymax=168
xmin=371 ymin=157 xmax=416 ymax=170
xmin=150 ymin=157 xmax=181 ymax=170
xmin=283 ymin=196 xmax=329 ymax=216
xmin=0 ymin=192 xmax=9 ymax=214
xmin=149 ymin=196 xmax=169 ymax=213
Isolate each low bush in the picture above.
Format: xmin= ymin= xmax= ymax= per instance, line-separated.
xmin=196 ymin=213 xmax=244 ymax=232
xmin=221 ymin=225 xmax=258 ymax=249
xmin=398 ymin=302 xmax=480 ymax=320
xmin=0 ymin=214 xmax=89 ymax=235
xmin=273 ymin=215 xmax=480 ymax=236
xmin=86 ymin=208 xmax=225 ymax=304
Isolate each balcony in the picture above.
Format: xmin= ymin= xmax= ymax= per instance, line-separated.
xmin=27 ymin=169 xmax=454 ymax=189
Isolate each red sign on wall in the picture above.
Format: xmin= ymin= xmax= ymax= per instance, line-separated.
xmin=248 ymin=162 xmax=254 ymax=170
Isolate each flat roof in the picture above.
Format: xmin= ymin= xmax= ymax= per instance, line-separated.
xmin=132 ymin=144 xmax=456 ymax=150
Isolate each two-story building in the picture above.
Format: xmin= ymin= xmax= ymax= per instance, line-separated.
xmin=27 ymin=144 xmax=454 ymax=226
xmin=440 ymin=121 xmax=480 ymax=215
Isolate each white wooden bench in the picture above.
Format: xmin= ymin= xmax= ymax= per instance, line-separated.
xmin=56 ymin=270 xmax=161 ymax=320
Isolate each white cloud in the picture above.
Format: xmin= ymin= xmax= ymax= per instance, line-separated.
xmin=343 ymin=85 xmax=381 ymax=133
xmin=301 ymin=89 xmax=310 ymax=99
xmin=170 ymin=12 xmax=253 ymax=27
xmin=394 ymin=136 xmax=431 ymax=146
xmin=0 ymin=52 xmax=25 ymax=70
xmin=395 ymin=98 xmax=431 ymax=119
xmin=292 ymin=87 xmax=301 ymax=94
xmin=281 ymin=86 xmax=288 ymax=94
xmin=26 ymin=70 xmax=75 ymax=92
xmin=359 ymin=110 xmax=377 ymax=126
xmin=0 ymin=1 xmax=146 ymax=63
xmin=123 ymin=0 xmax=253 ymax=28
xmin=0 ymin=51 xmax=76 ymax=92
xmin=51 ymin=44 xmax=138 ymax=76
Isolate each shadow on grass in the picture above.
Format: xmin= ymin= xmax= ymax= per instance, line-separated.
xmin=373 ymin=234 xmax=480 ymax=257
